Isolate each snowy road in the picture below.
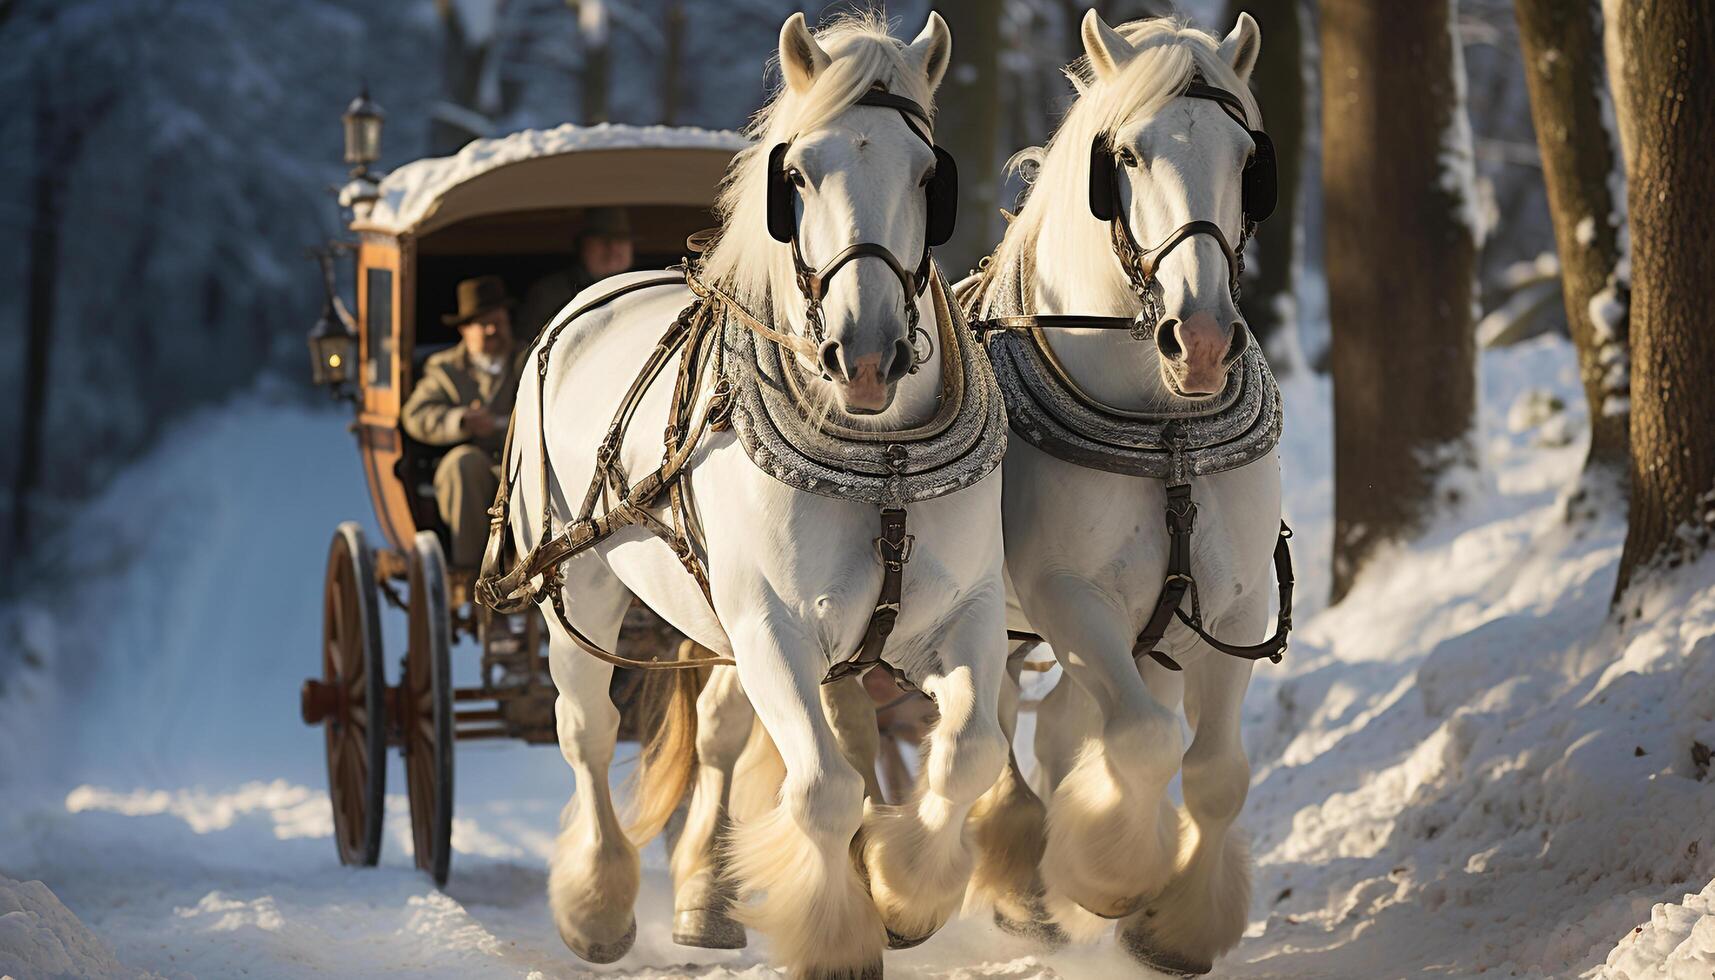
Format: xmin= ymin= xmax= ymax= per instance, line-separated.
xmin=3 ymin=340 xmax=1713 ymax=978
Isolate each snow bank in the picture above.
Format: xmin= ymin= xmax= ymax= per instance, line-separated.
xmin=1602 ymin=878 xmax=1715 ymax=979
xmin=363 ymin=122 xmax=749 ymax=234
xmin=0 ymin=876 xmax=130 ymax=980
xmin=1234 ymin=337 xmax=1715 ymax=977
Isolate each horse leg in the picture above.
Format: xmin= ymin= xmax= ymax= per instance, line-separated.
xmin=856 ymin=602 xmax=1010 ymax=948
xmin=1119 ymin=608 xmax=1261 ymax=975
xmin=968 ymin=645 xmax=1064 ymax=946
xmin=823 ymin=676 xmax=884 ymax=800
xmin=1034 ymin=586 xmax=1184 ymax=923
xmin=1031 ymin=666 xmax=1095 ymax=797
xmin=670 ymin=664 xmax=753 ymax=949
xmin=724 ymin=611 xmax=883 ymax=979
xmin=542 ymin=584 xmax=639 ymax=964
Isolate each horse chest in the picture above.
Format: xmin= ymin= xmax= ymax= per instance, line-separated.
xmin=1003 ymin=446 xmax=1270 ymax=628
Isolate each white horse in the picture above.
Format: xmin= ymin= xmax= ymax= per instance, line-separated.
xmin=964 ymin=13 xmax=1281 ymax=974
xmin=505 ymin=12 xmax=1009 ymax=978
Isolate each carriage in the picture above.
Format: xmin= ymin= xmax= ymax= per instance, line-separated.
xmin=297 ymin=96 xmax=747 ymax=885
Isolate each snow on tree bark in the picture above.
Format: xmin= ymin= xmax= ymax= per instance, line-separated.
xmin=1611 ymin=0 xmax=1715 ymax=603
xmin=1514 ymin=0 xmax=1630 ymax=483
xmin=1322 ymin=0 xmax=1479 ymax=603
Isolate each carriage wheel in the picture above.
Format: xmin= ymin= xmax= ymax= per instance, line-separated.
xmin=404 ymin=531 xmax=455 ymax=886
xmin=308 ymin=522 xmax=387 ymax=867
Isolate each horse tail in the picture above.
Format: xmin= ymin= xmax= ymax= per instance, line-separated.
xmin=625 ymin=640 xmax=707 ymax=845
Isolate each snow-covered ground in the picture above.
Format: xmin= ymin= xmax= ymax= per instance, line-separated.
xmin=2 ymin=337 xmax=1712 ymax=979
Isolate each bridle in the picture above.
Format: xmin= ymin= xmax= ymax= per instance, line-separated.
xmin=978 ymin=74 xmax=1277 ymax=342
xmin=767 ymin=87 xmax=959 ymax=371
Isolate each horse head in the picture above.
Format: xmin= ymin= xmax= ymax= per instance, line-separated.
xmin=1078 ymin=11 xmax=1265 ymax=399
xmin=760 ymin=12 xmax=954 ymax=415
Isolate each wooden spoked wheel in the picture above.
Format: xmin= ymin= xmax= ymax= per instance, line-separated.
xmin=312 ymin=522 xmax=387 ymax=866
xmin=404 ymin=531 xmax=455 ymax=887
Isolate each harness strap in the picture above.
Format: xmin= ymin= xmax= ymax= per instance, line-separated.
xmin=684 ymin=272 xmax=821 ymax=361
xmin=822 ymin=506 xmax=920 ymax=694
xmin=974 ymin=314 xmax=1138 ymax=334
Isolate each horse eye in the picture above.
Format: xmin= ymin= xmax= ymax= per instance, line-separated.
xmin=1117 ymin=148 xmax=1140 ymax=168
xmin=787 ymin=167 xmax=806 ymax=188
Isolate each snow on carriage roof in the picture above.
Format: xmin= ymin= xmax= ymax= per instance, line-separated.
xmin=356 ymin=122 xmax=751 ymax=236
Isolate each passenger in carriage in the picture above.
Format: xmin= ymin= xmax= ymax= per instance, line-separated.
xmin=516 ymin=206 xmax=637 ymax=338
xmin=402 ymin=275 xmax=529 ymax=568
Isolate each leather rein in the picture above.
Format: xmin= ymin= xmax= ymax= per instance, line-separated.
xmin=977 ymin=79 xmax=1295 ymax=671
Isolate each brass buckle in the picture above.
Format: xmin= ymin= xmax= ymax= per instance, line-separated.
xmin=874 ymin=533 xmax=916 ymax=570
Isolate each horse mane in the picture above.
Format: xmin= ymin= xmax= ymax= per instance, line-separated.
xmin=699 ymin=12 xmax=936 ymax=318
xmin=983 ymin=17 xmax=1261 ymax=317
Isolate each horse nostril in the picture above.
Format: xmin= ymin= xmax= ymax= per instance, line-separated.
xmin=1225 ymin=321 xmax=1250 ymax=363
xmin=885 ymin=339 xmax=913 ymax=383
xmin=1156 ymin=318 xmax=1183 ymax=360
xmin=818 ymin=340 xmax=847 ymax=381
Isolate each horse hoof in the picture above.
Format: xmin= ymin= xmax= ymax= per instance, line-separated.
xmin=672 ymin=908 xmax=746 ymax=949
xmin=558 ymin=916 xmax=635 ymax=964
xmin=1118 ymin=928 xmax=1211 ymax=977
xmin=796 ymin=962 xmax=883 ymax=980
xmin=992 ymin=907 xmax=1068 ymax=950
xmin=1075 ymin=894 xmax=1143 ymax=920
xmin=886 ymin=926 xmax=934 ymax=950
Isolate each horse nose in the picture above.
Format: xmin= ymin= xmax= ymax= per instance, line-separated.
xmin=1156 ymin=318 xmax=1183 ymax=360
xmin=1224 ymin=320 xmax=1251 ymax=364
xmin=884 ymin=338 xmax=912 ymax=383
xmin=820 ymin=338 xmax=911 ymax=383
xmin=818 ymin=339 xmax=849 ymax=381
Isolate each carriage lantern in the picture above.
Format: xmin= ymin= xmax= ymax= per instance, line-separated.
xmin=306 ymin=251 xmax=358 ymax=392
xmin=342 ymin=86 xmax=384 ymax=176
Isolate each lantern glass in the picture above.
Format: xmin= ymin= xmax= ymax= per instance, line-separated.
xmin=342 ymin=91 xmax=384 ymax=168
xmin=307 ymin=306 xmax=358 ymax=388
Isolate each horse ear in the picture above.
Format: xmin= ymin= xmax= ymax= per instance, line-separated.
xmin=1081 ymin=9 xmax=1136 ymax=82
xmin=1218 ymin=12 xmax=1262 ymax=83
xmin=904 ymin=11 xmax=952 ymax=94
xmin=779 ymin=12 xmax=830 ymax=94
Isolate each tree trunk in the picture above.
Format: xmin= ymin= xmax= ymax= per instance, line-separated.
xmin=659 ymin=0 xmax=685 ymax=125
xmin=1611 ymin=1 xmax=1715 ymax=602
xmin=1224 ymin=0 xmax=1303 ymax=368
xmin=1599 ymin=0 xmax=1640 ymax=177
xmin=936 ymin=0 xmax=1002 ymax=278
xmin=1515 ymin=0 xmax=1630 ymax=483
xmin=432 ymin=0 xmax=486 ymax=154
xmin=1322 ymin=0 xmax=1479 ymax=603
xmin=10 ymin=68 xmax=111 ymax=567
xmin=577 ymin=0 xmax=610 ymax=124
xmin=12 ymin=73 xmax=62 ymax=562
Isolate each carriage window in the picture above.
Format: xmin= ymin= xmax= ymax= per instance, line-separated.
xmin=366 ymin=268 xmax=393 ymax=388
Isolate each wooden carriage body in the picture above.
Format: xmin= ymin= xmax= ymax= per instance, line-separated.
xmin=302 ymin=124 xmax=747 ymax=884
xmin=344 ymin=126 xmax=748 ymax=563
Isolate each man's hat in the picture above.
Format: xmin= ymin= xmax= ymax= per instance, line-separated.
xmin=443 ymin=275 xmax=513 ymax=327
xmin=580 ymin=206 xmax=635 ymax=241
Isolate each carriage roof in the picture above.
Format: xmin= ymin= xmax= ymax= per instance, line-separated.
xmin=351 ymin=123 xmax=750 ymax=240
